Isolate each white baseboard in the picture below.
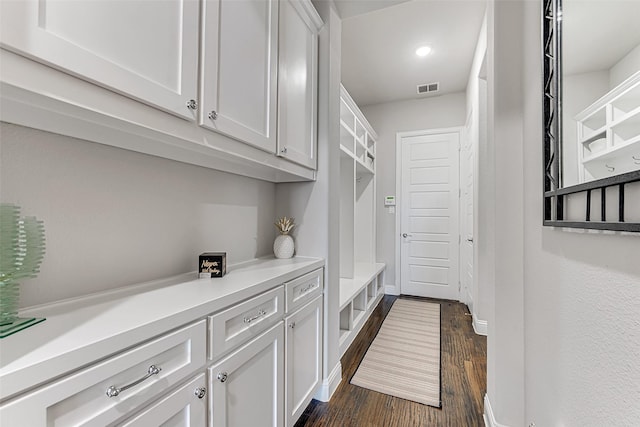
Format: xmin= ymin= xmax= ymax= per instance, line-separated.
xmin=384 ymin=285 xmax=400 ymax=295
xmin=473 ymin=317 xmax=488 ymax=336
xmin=484 ymin=394 xmax=511 ymax=427
xmin=313 ymin=361 xmax=342 ymax=402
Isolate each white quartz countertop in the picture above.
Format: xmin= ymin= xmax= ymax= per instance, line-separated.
xmin=0 ymin=256 xmax=324 ymax=401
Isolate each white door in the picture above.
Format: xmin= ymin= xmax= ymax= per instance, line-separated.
xmin=0 ymin=0 xmax=199 ymax=120
xmin=277 ymin=0 xmax=322 ymax=169
xmin=209 ymin=323 xmax=284 ymax=427
xmin=400 ymin=130 xmax=460 ymax=300
xmin=200 ymin=0 xmax=279 ymax=153
xmin=460 ymin=124 xmax=474 ymax=310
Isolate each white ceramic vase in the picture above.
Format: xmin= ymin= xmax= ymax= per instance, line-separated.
xmin=273 ymin=234 xmax=294 ymax=259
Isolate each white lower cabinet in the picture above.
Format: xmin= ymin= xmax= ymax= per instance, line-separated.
xmin=120 ymin=374 xmax=208 ymax=427
xmin=0 ymin=321 xmax=207 ymax=427
xmin=208 ymin=322 xmax=285 ymax=427
xmin=0 ymin=261 xmax=324 ymax=427
xmin=285 ymin=296 xmax=322 ymax=427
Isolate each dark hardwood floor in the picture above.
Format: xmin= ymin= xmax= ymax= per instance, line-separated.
xmin=295 ymin=295 xmax=487 ymax=427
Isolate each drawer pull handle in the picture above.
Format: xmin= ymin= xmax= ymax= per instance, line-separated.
xmin=289 ymin=322 xmax=296 ymax=329
xmin=194 ymin=387 xmax=207 ymax=399
xmin=105 ymin=365 xmax=162 ymax=398
xmin=243 ymin=309 xmax=267 ymax=324
xmin=300 ymin=283 xmax=316 ymax=295
xmin=218 ymin=372 xmax=228 ymax=383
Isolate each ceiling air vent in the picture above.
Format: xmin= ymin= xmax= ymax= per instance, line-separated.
xmin=417 ymin=82 xmax=440 ymax=94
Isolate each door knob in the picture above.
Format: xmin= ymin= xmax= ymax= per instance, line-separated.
xmin=402 ymin=233 xmax=413 ymax=238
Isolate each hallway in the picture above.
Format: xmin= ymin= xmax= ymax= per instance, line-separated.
xmin=296 ymin=295 xmax=487 ymax=426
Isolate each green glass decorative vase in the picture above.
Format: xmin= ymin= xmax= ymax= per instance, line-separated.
xmin=0 ymin=204 xmax=46 ymax=338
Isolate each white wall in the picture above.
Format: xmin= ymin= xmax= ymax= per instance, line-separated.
xmin=486 ymin=1 xmax=640 ymax=425
xmin=360 ymin=94 xmax=467 ymax=292
xmin=0 ymin=123 xmax=277 ymax=308
xmin=610 ymin=43 xmax=640 ymax=88
xmin=486 ymin=0 xmax=525 ymax=423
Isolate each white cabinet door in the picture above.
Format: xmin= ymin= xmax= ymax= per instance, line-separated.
xmin=276 ymin=0 xmax=322 ymax=169
xmin=285 ymin=296 xmax=322 ymax=427
xmin=0 ymin=0 xmax=199 ymax=120
xmin=120 ymin=374 xmax=207 ymax=427
xmin=208 ymin=322 xmax=284 ymax=427
xmin=200 ymin=0 xmax=279 ymax=153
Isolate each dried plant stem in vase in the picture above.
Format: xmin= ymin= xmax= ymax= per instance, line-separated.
xmin=273 ymin=216 xmax=295 ymax=259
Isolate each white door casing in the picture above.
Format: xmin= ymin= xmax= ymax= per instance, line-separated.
xmin=460 ymin=119 xmax=475 ymax=311
xmin=398 ymin=129 xmax=460 ymax=300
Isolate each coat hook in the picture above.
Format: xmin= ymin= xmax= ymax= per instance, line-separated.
xmin=633 ymin=155 xmax=640 ymax=165
xmin=605 ymin=164 xmax=615 ymax=172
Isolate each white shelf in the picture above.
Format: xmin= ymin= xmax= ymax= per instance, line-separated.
xmin=339 ymin=263 xmax=386 ymax=309
xmin=576 ymin=71 xmax=640 ymax=182
xmin=339 ymin=84 xmax=383 ymax=357
xmin=338 ymin=263 xmax=386 ymax=357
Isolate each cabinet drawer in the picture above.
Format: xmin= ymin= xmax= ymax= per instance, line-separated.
xmin=0 ymin=320 xmax=207 ymax=427
xmin=208 ymin=286 xmax=284 ymax=361
xmin=285 ymin=268 xmax=323 ymax=313
xmin=120 ymin=373 xmax=207 ymax=426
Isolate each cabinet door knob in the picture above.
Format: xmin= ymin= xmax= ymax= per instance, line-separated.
xmin=208 ymin=110 xmax=218 ymax=120
xmin=402 ymin=233 xmax=413 ymax=238
xmin=217 ymin=372 xmax=228 ymax=383
xmin=281 ymin=147 xmax=287 ymax=154
xmin=186 ymin=99 xmax=198 ymax=110
xmin=194 ymin=387 xmax=207 ymax=399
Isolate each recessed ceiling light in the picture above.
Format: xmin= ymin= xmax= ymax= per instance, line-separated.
xmin=415 ymin=46 xmax=432 ymax=57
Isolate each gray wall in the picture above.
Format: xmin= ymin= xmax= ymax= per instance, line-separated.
xmin=1 ymin=123 xmax=277 ymax=308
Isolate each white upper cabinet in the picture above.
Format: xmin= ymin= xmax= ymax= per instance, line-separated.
xmin=0 ymin=0 xmax=200 ymax=121
xmin=276 ymin=0 xmax=323 ymax=169
xmin=200 ymin=0 xmax=279 ymax=153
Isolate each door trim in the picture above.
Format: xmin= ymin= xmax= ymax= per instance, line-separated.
xmin=394 ymin=127 xmax=463 ymax=298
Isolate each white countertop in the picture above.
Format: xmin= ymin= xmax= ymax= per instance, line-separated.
xmin=0 ymin=256 xmax=324 ymax=401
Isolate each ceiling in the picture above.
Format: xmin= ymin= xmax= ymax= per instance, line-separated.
xmin=338 ymin=0 xmax=487 ymax=107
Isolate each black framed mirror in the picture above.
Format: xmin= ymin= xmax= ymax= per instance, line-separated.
xmin=543 ymin=0 xmax=640 ymax=232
